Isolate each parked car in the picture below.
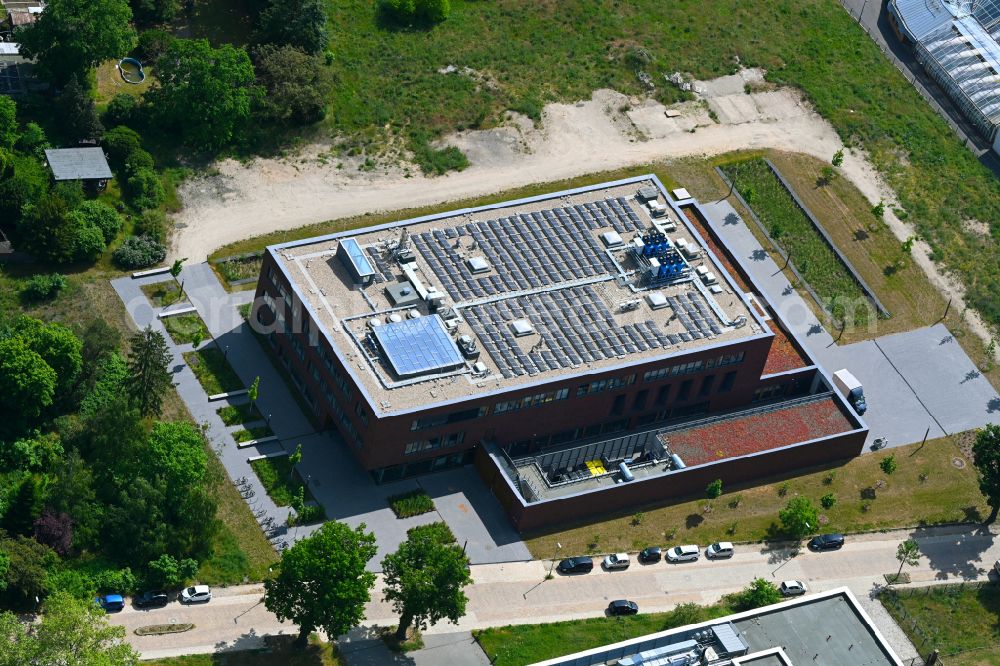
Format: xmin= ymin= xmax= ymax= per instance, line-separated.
xmin=638 ymin=546 xmax=662 ymax=564
xmin=134 ymin=590 xmax=169 ymax=609
xmin=665 ymin=545 xmax=700 ymax=563
xmin=95 ymin=594 xmax=125 ymax=612
xmin=808 ymin=534 xmax=845 ymax=551
xmin=705 ymin=542 xmax=735 ymax=559
xmin=607 ymin=599 xmax=639 ymax=616
xmin=603 ymin=553 xmax=631 ymax=570
xmin=180 ymin=585 xmax=212 ymax=604
xmin=557 ymin=557 xmax=594 ymax=574
xmin=779 ymin=580 xmax=807 ymax=597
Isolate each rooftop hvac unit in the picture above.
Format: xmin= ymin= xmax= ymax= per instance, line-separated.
xmin=510 ymin=319 xmax=534 ymax=337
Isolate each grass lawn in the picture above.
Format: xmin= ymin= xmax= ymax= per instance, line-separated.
xmin=475 ymin=601 xmax=733 ymax=666
xmin=212 ymin=254 xmax=263 ymax=288
xmin=141 ymin=281 xmax=185 ymax=307
xmin=94 ymin=58 xmax=154 ymax=105
xmin=523 ymin=435 xmax=984 ymax=558
xmin=184 ymin=347 xmax=244 ymax=395
xmin=163 ymin=313 xmax=210 ymax=346
xmin=881 ymin=584 xmax=1000 ymax=666
xmin=217 ymin=402 xmax=264 ymax=426
xmin=233 ymin=425 xmax=274 ymax=443
xmin=387 ymin=489 xmax=436 ymax=518
xmin=143 ymin=634 xmax=340 ymax=665
xmin=720 ymin=158 xmax=871 ymax=327
xmin=250 ymin=455 xmax=316 ymax=508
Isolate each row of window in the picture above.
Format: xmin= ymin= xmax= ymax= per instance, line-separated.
xmin=411 ymin=406 xmax=487 ymax=432
xmin=642 ymin=351 xmax=745 ymax=383
xmin=576 ymin=374 xmax=636 ymax=397
xmin=495 ymin=388 xmax=570 ymax=414
xmin=403 ymin=432 xmax=466 ymax=455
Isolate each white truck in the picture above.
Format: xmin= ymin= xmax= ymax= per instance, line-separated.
xmin=832 ymin=369 xmax=867 ymax=415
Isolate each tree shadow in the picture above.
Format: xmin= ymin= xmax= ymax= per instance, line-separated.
xmin=853 ymin=229 xmax=870 ymax=241
xmin=750 ymin=249 xmax=767 ymax=262
xmin=909 ymin=524 xmax=994 ymax=581
xmin=989 ymin=397 xmax=1000 ymax=413
xmin=339 ymin=625 xmax=417 ymax=665
xmin=723 ymin=212 xmax=740 ymax=226
xmin=685 ymin=513 xmax=704 ymax=529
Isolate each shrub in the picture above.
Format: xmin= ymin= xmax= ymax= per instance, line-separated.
xmin=705 ymin=479 xmax=722 ymax=499
xmin=381 ymin=0 xmax=450 ymax=23
xmin=820 ymin=493 xmax=837 ymax=509
xmin=728 ymin=578 xmax=781 ymax=611
xmin=102 ymin=125 xmax=143 ymax=172
xmin=134 ymin=208 xmax=168 ymax=243
xmin=630 ymin=511 xmax=644 ymax=526
xmin=292 ymin=503 xmax=326 ymax=525
xmin=880 ymin=455 xmax=898 ymax=475
xmin=387 ymin=489 xmax=435 ymax=518
xmin=113 ymin=235 xmax=166 ymax=269
xmin=123 ymin=149 xmax=155 ymax=176
xmin=126 ymin=168 xmax=165 ymax=210
xmin=74 ymin=200 xmax=123 ymax=244
xmin=103 ymin=94 xmax=138 ymax=128
xmin=92 ymin=567 xmax=138 ymax=595
xmin=16 ymin=122 xmax=49 ymax=159
xmin=21 ymin=273 xmax=68 ymax=301
xmin=407 ymin=521 xmax=456 ymax=545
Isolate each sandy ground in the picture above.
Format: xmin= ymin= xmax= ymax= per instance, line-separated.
xmin=171 ymin=68 xmax=992 ymax=346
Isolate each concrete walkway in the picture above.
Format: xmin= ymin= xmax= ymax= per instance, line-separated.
xmin=107 ymin=522 xmax=1000 ymax=662
xmin=701 ymin=201 xmax=1000 ymax=449
xmin=113 ymin=263 xmax=531 ymax=570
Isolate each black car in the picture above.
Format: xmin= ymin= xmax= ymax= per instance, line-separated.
xmin=638 ymin=546 xmax=662 ymax=563
xmin=808 ymin=533 xmax=845 ymax=551
xmin=556 ymin=556 xmax=594 ymax=574
xmin=134 ymin=590 xmax=169 ymax=609
xmin=607 ymin=600 xmax=639 ymax=616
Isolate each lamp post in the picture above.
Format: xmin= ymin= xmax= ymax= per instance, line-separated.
xmin=548 ymin=542 xmax=562 ymax=577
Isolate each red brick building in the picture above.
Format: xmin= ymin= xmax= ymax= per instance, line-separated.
xmin=252 ymin=176 xmax=866 ymax=528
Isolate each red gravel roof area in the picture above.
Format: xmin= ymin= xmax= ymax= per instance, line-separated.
xmin=681 ymin=206 xmax=808 ymax=375
xmin=665 ymin=397 xmax=856 ymax=467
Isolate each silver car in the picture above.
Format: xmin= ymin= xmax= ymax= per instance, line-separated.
xmin=665 ymin=545 xmax=700 ymax=562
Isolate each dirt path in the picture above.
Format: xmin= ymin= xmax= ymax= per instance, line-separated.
xmin=170 ymin=70 xmax=993 ymax=347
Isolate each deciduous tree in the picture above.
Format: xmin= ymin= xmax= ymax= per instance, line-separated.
xmin=894 ymin=538 xmax=920 ymax=582
xmin=252 ymin=45 xmax=331 ymax=124
xmin=146 ymin=554 xmax=198 ymax=588
xmin=973 ymin=424 xmax=1000 ymax=523
xmin=125 ymin=326 xmax=173 ymax=416
xmin=728 ymin=577 xmax=781 ymax=611
xmin=255 ymin=0 xmax=328 ymax=54
xmin=778 ymin=496 xmax=818 ymax=541
xmin=0 ymin=338 xmax=56 ymax=438
xmin=17 ymin=0 xmax=137 ymax=84
xmin=381 ymin=524 xmax=472 ymax=640
xmin=264 ymin=521 xmax=377 ymax=645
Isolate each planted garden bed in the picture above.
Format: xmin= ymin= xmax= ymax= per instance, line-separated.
xmin=183 ymin=347 xmax=243 ymax=395
xmin=233 ymin=425 xmax=274 ymax=443
xmin=163 ymin=313 xmax=209 ymax=346
xmin=249 ymin=456 xmax=325 ymax=525
xmin=217 ymin=402 xmax=264 ymax=426
xmin=388 ymin=489 xmax=436 ymax=518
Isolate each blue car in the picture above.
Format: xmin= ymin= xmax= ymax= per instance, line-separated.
xmin=96 ymin=594 xmax=125 ymax=612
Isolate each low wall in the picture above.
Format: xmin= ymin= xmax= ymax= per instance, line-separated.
xmin=476 ymin=426 xmax=867 ymax=533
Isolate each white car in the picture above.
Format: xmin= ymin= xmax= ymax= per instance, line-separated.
xmin=602 ymin=553 xmax=631 ymax=570
xmin=665 ymin=545 xmax=700 ymax=563
xmin=180 ymin=585 xmax=212 ymax=604
xmin=779 ymin=580 xmax=807 ymax=597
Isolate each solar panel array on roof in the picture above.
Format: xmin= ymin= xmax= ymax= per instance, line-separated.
xmin=410 ymin=197 xmax=646 ymax=302
xmin=371 ymin=315 xmax=465 ymax=378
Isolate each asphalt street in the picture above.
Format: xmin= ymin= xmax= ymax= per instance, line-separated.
xmin=109 ymin=524 xmax=998 ymax=661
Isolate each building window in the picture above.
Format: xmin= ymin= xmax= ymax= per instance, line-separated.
xmin=494 ymin=388 xmax=570 ymax=414
xmin=354 ymin=402 xmax=369 ymax=427
xmin=643 ymin=352 xmax=745 ymax=382
xmin=633 ymin=389 xmax=648 ymax=411
xmin=411 ymin=406 xmax=487 ymax=431
xmin=655 ymin=384 xmax=671 ymax=406
xmin=678 ymin=379 xmax=693 ymax=401
xmin=576 ymin=374 xmax=635 ymax=397
xmin=404 ymin=432 xmax=465 ymax=455
xmin=699 ymin=375 xmax=715 ymax=397
xmin=720 ymin=371 xmax=736 ymax=393
xmin=268 ymin=267 xmax=278 ymax=285
xmin=611 ymin=394 xmax=626 ymax=415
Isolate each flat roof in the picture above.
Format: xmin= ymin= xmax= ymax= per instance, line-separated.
xmin=530 ymin=588 xmax=904 ymax=666
xmin=371 ymin=315 xmax=464 ymax=378
xmin=44 ymin=147 xmax=112 ymax=181
xmin=269 ymin=177 xmax=767 ymax=415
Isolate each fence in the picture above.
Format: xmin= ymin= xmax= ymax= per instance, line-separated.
xmin=880 ymin=581 xmax=997 ymax=665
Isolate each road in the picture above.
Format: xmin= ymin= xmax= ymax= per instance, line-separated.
xmin=110 ymin=524 xmax=999 ymax=660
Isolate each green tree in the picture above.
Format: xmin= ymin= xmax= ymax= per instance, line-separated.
xmin=16 ymin=122 xmax=49 ymax=158
xmin=17 ymin=0 xmax=137 ymax=84
xmin=80 ymin=352 xmax=129 ymax=417
xmin=49 ymin=449 xmax=102 ymax=551
xmin=880 ymin=455 xmax=898 ymax=475
xmin=125 ymin=168 xmax=165 ymax=210
xmin=264 ymin=521 xmax=377 ymax=645
xmin=101 ymin=125 xmax=144 ymax=172
xmin=729 ymin=577 xmax=781 ymax=611
xmin=2 ymin=476 xmax=44 ymax=536
xmin=254 ymin=0 xmax=328 ymax=54
xmin=0 ymin=97 xmax=16 ymax=149
xmin=973 ymin=425 xmax=1000 ymax=523
xmin=381 ymin=524 xmax=472 ymax=640
xmin=381 ymin=0 xmax=450 ymax=24
xmin=778 ymin=496 xmax=818 ymax=541
xmin=9 ymin=316 xmax=83 ymax=396
xmin=894 ymin=538 xmax=920 ymax=583
xmin=169 ymin=257 xmax=186 ymax=299
xmin=248 ymin=375 xmax=260 ymax=412
xmin=146 ymin=554 xmax=198 ymax=588
xmin=705 ymin=479 xmax=722 ymax=499
xmin=0 ymin=338 xmax=57 ymax=437
xmin=0 ymin=532 xmax=58 ymax=610
xmin=0 ymin=590 xmax=140 ymax=665
xmin=125 ymin=326 xmax=173 ymax=416
xmin=146 ymin=421 xmax=208 ymax=492
xmin=56 ymin=75 xmax=104 ymax=142
xmin=131 ymin=0 xmax=180 ymax=24
xmin=832 ymin=148 xmax=844 ymax=167
xmin=74 ymin=201 xmax=123 ymax=245
xmin=288 ymin=442 xmax=302 ymax=467
xmin=252 ymin=45 xmax=332 ymax=124
xmin=151 ymin=39 xmax=255 ymax=151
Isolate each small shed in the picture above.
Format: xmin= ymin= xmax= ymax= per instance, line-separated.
xmin=44 ymin=147 xmax=113 ymax=191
